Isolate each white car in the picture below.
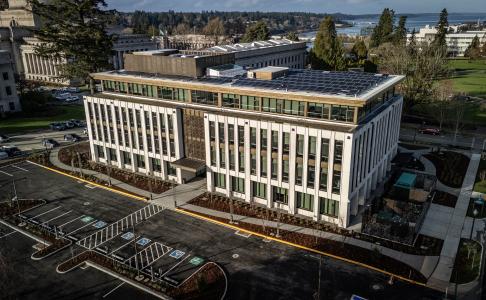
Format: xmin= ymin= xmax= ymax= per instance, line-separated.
xmin=55 ymin=92 xmax=71 ymax=101
xmin=65 ymin=96 xmax=79 ymax=103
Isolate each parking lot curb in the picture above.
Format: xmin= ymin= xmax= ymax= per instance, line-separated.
xmin=26 ymin=160 xmax=148 ymax=202
xmin=0 ymin=218 xmax=50 ymax=246
xmin=86 ymin=262 xmax=173 ymax=300
xmin=175 ymin=208 xmax=428 ymax=288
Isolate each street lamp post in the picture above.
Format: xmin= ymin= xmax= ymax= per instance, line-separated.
xmin=471 ymin=209 xmax=479 ymax=240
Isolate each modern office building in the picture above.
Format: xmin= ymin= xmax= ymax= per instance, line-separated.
xmin=111 ymin=34 xmax=158 ymax=70
xmin=0 ymin=49 xmax=20 ymax=115
xmin=206 ymin=39 xmax=307 ymax=69
xmin=84 ymin=50 xmax=404 ymax=228
xmin=407 ymin=25 xmax=486 ymax=56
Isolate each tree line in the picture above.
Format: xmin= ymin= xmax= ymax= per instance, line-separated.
xmin=127 ymin=10 xmax=353 ymax=36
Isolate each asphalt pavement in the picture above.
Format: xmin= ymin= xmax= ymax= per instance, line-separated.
xmin=0 ymin=161 xmax=444 ymax=300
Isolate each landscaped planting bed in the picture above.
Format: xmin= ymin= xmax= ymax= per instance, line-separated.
xmin=432 ymin=191 xmax=458 ymax=208
xmin=424 ymin=151 xmax=470 ymax=188
xmin=58 ymin=143 xmax=175 ymax=194
xmin=29 ymin=151 xmax=146 ymax=199
xmin=474 ymin=158 xmax=486 ymax=193
xmin=189 ymin=193 xmax=443 ymax=256
xmin=451 ymin=239 xmax=482 ymax=284
xmin=57 ymin=251 xmax=226 ymax=300
xmin=179 ymin=208 xmax=428 ymax=284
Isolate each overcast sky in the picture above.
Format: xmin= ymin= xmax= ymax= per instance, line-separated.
xmin=106 ymin=0 xmax=486 ymax=14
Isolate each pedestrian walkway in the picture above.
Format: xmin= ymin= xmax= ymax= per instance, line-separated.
xmin=428 ymin=153 xmax=482 ymax=291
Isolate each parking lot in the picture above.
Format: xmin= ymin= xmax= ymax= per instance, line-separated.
xmin=0 ymin=161 xmax=444 ymax=300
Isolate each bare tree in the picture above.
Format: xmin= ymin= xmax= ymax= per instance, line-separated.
xmin=427 ymin=80 xmax=454 ymax=130
xmin=202 ymin=17 xmax=225 ymax=45
xmin=448 ymin=98 xmax=466 ymax=144
xmin=375 ymin=41 xmax=449 ymax=112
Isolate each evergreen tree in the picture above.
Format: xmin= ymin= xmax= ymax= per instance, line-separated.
xmin=433 ymin=8 xmax=449 ymax=51
xmin=393 ymin=16 xmax=408 ymax=45
xmin=311 ymin=16 xmax=346 ymax=71
xmin=285 ymin=31 xmax=299 ymax=41
xmin=28 ymin=0 xmax=116 ymax=92
xmin=351 ymin=40 xmax=368 ymax=61
xmin=370 ymin=8 xmax=395 ymax=48
xmin=464 ymin=35 xmax=481 ymax=59
xmin=408 ymin=28 xmax=417 ymax=56
xmin=241 ymin=21 xmax=270 ymax=42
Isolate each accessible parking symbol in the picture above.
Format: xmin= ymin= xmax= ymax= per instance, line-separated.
xmin=189 ymin=256 xmax=204 ymax=266
xmin=136 ymin=237 xmax=151 ymax=246
xmin=81 ymin=216 xmax=94 ymax=223
xmin=169 ymin=250 xmax=185 ymax=259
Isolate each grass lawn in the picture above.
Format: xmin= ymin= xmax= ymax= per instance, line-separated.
xmin=451 ymin=239 xmax=482 ymax=284
xmin=447 ymin=58 xmax=486 ymax=97
xmin=0 ymin=105 xmax=85 ymax=134
xmin=474 ymin=158 xmax=486 ymax=194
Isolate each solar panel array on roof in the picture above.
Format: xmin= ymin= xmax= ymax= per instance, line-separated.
xmin=230 ymin=69 xmax=390 ymax=97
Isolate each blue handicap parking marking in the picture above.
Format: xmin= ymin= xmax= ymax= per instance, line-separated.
xmin=351 ymin=295 xmax=368 ymax=300
xmin=136 ymin=237 xmax=151 ymax=246
xmin=169 ymin=250 xmax=185 ymax=259
xmin=121 ymin=232 xmax=135 ymax=240
xmin=93 ymin=221 xmax=107 ymax=229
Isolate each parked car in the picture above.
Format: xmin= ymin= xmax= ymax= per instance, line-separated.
xmin=50 ymin=122 xmax=66 ymax=131
xmin=63 ymin=121 xmax=75 ymax=129
xmin=70 ymin=119 xmax=85 ymax=127
xmin=42 ymin=139 xmax=59 ymax=149
xmin=55 ymin=92 xmax=71 ymax=101
xmin=67 ymin=87 xmax=80 ymax=93
xmin=0 ymin=134 xmax=10 ymax=143
xmin=0 ymin=151 xmax=8 ymax=160
xmin=64 ymin=134 xmax=81 ymax=142
xmin=1 ymin=146 xmax=21 ymax=157
xmin=65 ymin=96 xmax=79 ymax=103
xmin=418 ymin=128 xmax=441 ymax=136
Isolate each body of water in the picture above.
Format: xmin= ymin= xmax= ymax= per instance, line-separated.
xmin=300 ymin=12 xmax=486 ymax=39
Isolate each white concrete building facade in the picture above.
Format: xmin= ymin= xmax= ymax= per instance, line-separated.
xmin=84 ymin=64 xmax=404 ymax=228
xmin=407 ymin=25 xmax=486 ymax=56
xmin=0 ymin=49 xmax=20 ymax=114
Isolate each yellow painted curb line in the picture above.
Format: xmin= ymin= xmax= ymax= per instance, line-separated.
xmin=27 ymin=160 xmax=148 ymax=202
xmin=175 ymin=208 xmax=428 ymax=288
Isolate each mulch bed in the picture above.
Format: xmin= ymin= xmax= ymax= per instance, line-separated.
xmin=180 ymin=208 xmax=428 ymax=284
xmin=451 ymin=239 xmax=481 ymax=284
xmin=58 ymin=251 xmax=226 ymax=299
xmin=432 ymin=191 xmax=458 ymax=208
xmin=58 ymin=143 xmax=175 ymax=194
xmin=424 ymin=151 xmax=470 ymax=188
xmin=189 ymin=193 xmax=443 ymax=256
xmin=29 ymin=151 xmax=147 ymax=200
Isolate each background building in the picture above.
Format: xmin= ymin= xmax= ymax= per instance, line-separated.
xmin=205 ymin=39 xmax=307 ymax=69
xmin=407 ymin=25 xmax=486 ymax=56
xmin=111 ymin=34 xmax=158 ymax=70
xmin=0 ymin=49 xmax=20 ymax=115
xmin=84 ymin=50 xmax=404 ymax=228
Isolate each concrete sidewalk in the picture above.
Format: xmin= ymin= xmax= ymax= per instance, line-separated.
xmin=427 ymin=153 xmax=482 ymax=292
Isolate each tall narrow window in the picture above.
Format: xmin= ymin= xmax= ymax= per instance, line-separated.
xmin=271 ymin=130 xmax=278 ymax=151
xmin=321 ymin=138 xmax=330 ymax=163
xmin=271 ymin=158 xmax=278 ymax=180
xmin=250 ymin=128 xmax=257 ymax=147
xmin=252 ymin=182 xmax=266 ymax=199
xmin=282 ymin=160 xmax=289 ymax=182
xmin=296 ymin=134 xmax=304 ymax=157
xmin=261 ymin=129 xmax=267 ymax=150
xmin=283 ymin=132 xmax=290 ymax=155
xmin=308 ymin=136 xmax=317 ymax=160
xmin=260 ymin=154 xmax=267 ymax=177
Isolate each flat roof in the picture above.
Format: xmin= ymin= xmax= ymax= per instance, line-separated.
xmin=207 ymin=39 xmax=305 ymax=53
xmin=395 ymin=172 xmax=417 ymax=189
xmin=94 ymin=68 xmax=404 ymax=101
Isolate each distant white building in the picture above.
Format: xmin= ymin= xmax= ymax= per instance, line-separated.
xmin=206 ymin=39 xmax=307 ymax=69
xmin=0 ymin=50 xmax=21 ymax=115
xmin=407 ymin=25 xmax=486 ymax=56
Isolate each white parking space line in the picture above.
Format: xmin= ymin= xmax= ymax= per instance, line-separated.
xmin=42 ymin=210 xmax=72 ymax=224
xmin=66 ymin=220 xmax=97 ymax=236
xmin=30 ymin=206 xmax=61 ymax=220
xmin=109 ymin=235 xmax=141 ymax=255
xmin=0 ymin=170 xmax=13 ymax=177
xmin=11 ymin=165 xmax=29 ymax=172
xmin=0 ymin=231 xmax=17 ymax=239
xmin=58 ymin=215 xmax=84 ymax=228
xmin=102 ymin=282 xmax=125 ymax=298
xmin=161 ymin=254 xmax=191 ymax=277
